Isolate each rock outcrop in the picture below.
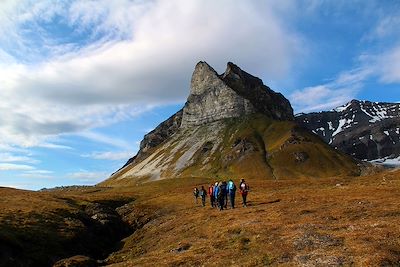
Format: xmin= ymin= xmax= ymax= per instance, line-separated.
xmin=296 ymin=100 xmax=400 ymax=164
xmin=181 ymin=62 xmax=293 ymax=127
xmin=221 ymin=62 xmax=293 ymax=121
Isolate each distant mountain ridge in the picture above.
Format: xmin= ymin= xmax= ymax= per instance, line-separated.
xmin=103 ymin=61 xmax=362 ymax=186
xmin=296 ymin=100 xmax=400 ymax=164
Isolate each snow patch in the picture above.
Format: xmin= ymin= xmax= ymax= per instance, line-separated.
xmin=359 ymin=102 xmax=394 ymax=123
xmin=332 ymin=118 xmax=350 ymax=137
xmin=328 ymin=121 xmax=334 ymax=131
xmin=371 ymin=156 xmax=400 ymax=167
xmin=334 ymin=102 xmax=352 ymax=112
xmin=369 ymin=105 xmax=388 ymax=123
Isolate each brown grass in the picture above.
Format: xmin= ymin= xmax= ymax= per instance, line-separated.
xmin=1 ymin=169 xmax=400 ymax=266
xmin=103 ymin=169 xmax=400 ymax=266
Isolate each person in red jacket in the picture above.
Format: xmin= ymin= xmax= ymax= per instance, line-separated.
xmin=239 ymin=179 xmax=249 ymax=207
xmin=208 ymin=184 xmax=215 ymax=208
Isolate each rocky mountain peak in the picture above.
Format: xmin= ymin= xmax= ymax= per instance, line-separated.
xmin=181 ymin=61 xmax=294 ymax=127
xmin=221 ymin=62 xmax=294 ymax=121
xmin=221 ymin=61 xmax=263 ymax=85
xmin=189 ymin=61 xmax=221 ymax=95
xmin=297 ymin=99 xmax=400 ymax=163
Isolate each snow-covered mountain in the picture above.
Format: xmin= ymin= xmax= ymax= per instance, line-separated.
xmin=296 ymin=100 xmax=400 ymax=165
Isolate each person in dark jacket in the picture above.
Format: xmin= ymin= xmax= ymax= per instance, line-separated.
xmin=222 ymin=181 xmax=228 ymax=208
xmin=218 ymin=182 xmax=227 ymax=211
xmin=199 ymin=186 xmax=207 ymax=207
xmin=193 ymin=187 xmax=199 ymax=204
xmin=227 ymin=179 xmax=237 ymax=208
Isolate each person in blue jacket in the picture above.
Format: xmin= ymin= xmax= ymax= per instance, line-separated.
xmin=227 ymin=179 xmax=237 ymax=209
xmin=213 ymin=182 xmax=220 ymax=208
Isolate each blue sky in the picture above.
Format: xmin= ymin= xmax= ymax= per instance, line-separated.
xmin=1 ymin=0 xmax=400 ymax=190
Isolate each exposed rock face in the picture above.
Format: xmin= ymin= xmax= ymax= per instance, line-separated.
xmin=296 ymin=100 xmax=400 ymax=164
xmin=119 ymin=110 xmax=183 ymax=170
xmin=222 ymin=62 xmax=293 ymax=121
xmin=181 ymin=62 xmax=293 ymax=127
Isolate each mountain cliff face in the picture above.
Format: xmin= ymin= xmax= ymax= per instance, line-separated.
xmin=104 ymin=62 xmax=361 ymax=186
xmin=296 ymin=100 xmax=400 ymax=164
xmin=181 ymin=62 xmax=293 ymax=127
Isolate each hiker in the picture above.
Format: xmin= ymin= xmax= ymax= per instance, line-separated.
xmin=227 ymin=179 xmax=237 ymax=208
xmin=218 ymin=182 xmax=227 ymax=211
xmin=193 ymin=187 xmax=199 ymax=204
xmin=213 ymin=182 xmax=220 ymax=209
xmin=208 ymin=184 xmax=215 ymax=207
xmin=220 ymin=181 xmax=228 ymax=209
xmin=199 ymin=186 xmax=207 ymax=207
xmin=239 ymin=179 xmax=249 ymax=207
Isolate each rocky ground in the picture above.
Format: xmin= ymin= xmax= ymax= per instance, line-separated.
xmin=1 ymin=168 xmax=400 ymax=266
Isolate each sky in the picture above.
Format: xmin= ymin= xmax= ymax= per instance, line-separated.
xmin=1 ymin=0 xmax=400 ymax=190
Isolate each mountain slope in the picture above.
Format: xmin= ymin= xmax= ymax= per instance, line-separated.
xmin=103 ymin=62 xmax=361 ymax=186
xmin=104 ymin=114 xmax=360 ymax=186
xmin=296 ymin=100 xmax=400 ymax=164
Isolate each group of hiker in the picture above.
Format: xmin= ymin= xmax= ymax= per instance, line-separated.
xmin=193 ymin=179 xmax=250 ymax=210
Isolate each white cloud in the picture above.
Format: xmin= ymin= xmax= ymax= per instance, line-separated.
xmin=290 ymin=86 xmax=357 ymax=113
xmin=363 ymin=14 xmax=400 ymax=42
xmin=20 ymin=170 xmax=53 ymax=179
xmin=0 ymin=152 xmax=40 ymax=164
xmin=37 ymin=143 xmax=73 ymax=150
xmin=375 ymin=46 xmax=400 ymax=84
xmin=0 ymin=163 xmax=35 ymax=171
xmin=290 ymin=67 xmax=372 ymax=113
xmin=25 ymin=170 xmax=53 ymax=175
xmin=359 ymin=9 xmax=400 ymax=85
xmin=67 ymin=170 xmax=108 ymax=183
xmin=0 ymin=0 xmax=303 ymax=149
xmin=77 ymin=131 xmax=132 ymax=149
xmin=83 ymin=151 xmax=134 ymax=161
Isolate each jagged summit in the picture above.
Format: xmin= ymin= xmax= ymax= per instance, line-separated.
xmin=221 ymin=62 xmax=293 ymax=121
xmin=181 ymin=61 xmax=293 ymax=127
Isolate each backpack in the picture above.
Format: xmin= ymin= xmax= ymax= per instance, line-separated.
xmin=217 ymin=186 xmax=223 ymax=199
xmin=199 ymin=189 xmax=206 ymax=197
xmin=229 ymin=182 xmax=236 ymax=192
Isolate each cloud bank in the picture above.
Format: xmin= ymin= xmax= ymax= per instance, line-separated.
xmin=0 ymin=0 xmax=302 ymax=149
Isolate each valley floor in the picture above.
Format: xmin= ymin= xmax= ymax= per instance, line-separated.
xmin=1 ymin=170 xmax=400 ymax=266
